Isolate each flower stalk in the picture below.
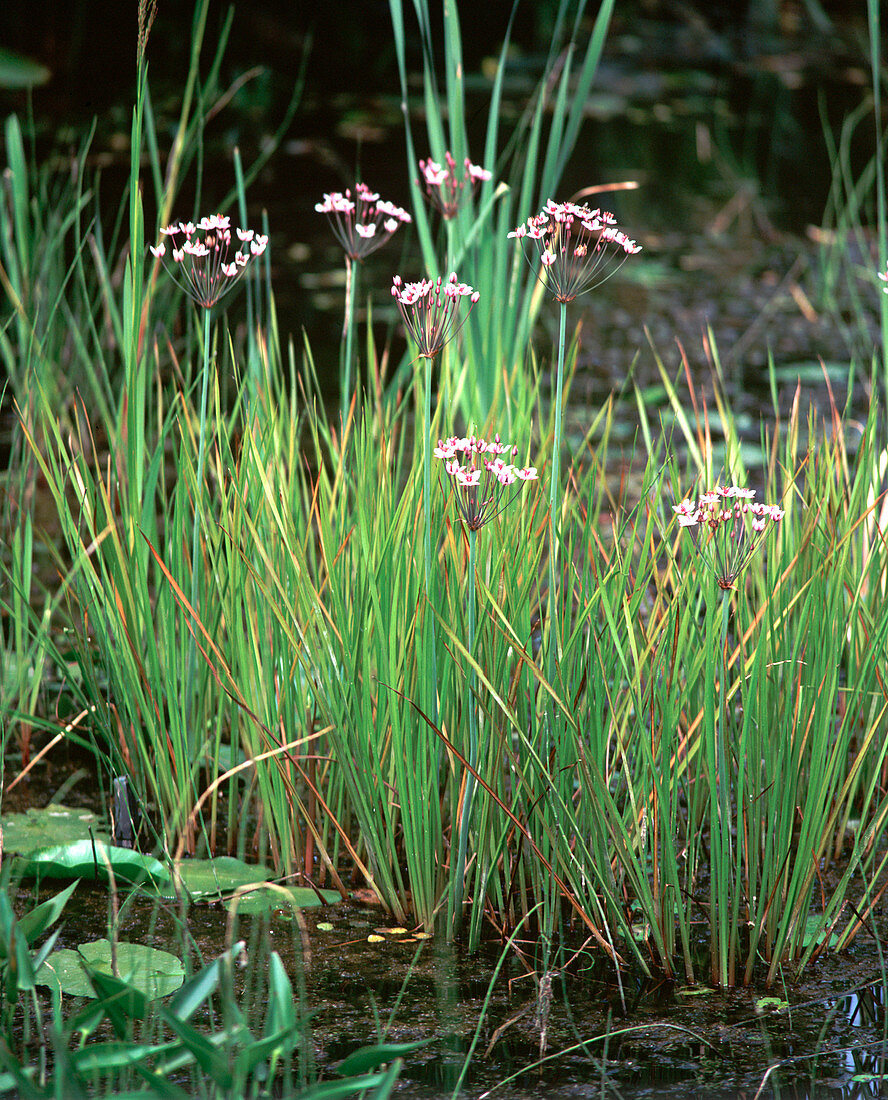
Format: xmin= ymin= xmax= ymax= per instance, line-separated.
xmin=510 ymin=199 xmax=640 ymax=717
xmin=316 ymin=185 xmax=410 ymax=420
xmin=150 ymin=213 xmax=266 ymax=746
xmin=435 ymin=434 xmax=537 ymax=933
xmin=393 ymin=275 xmax=481 ymax=738
xmin=673 ymin=483 xmax=784 ymax=985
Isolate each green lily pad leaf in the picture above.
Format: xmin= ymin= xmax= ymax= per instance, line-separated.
xmin=801 ymin=915 xmax=840 ymax=950
xmin=225 ymin=885 xmax=339 ymax=916
xmin=1 ymin=805 xmax=108 ymax=858
xmin=166 ymin=857 xmax=274 ymax=900
xmin=15 ymin=840 xmax=170 ymax=887
xmin=36 ymin=940 xmax=185 ymax=1000
xmin=755 ymin=996 xmax=788 ymax=1014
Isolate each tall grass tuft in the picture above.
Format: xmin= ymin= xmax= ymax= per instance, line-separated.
xmin=2 ymin=0 xmax=888 ymax=1003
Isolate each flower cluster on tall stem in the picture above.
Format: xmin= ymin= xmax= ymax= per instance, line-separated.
xmin=391 ymin=273 xmax=479 ymax=360
xmin=435 ymin=435 xmax=538 ymax=531
xmin=672 ymin=485 xmax=784 ymax=590
xmin=396 ymin=275 xmax=481 ymax=757
xmin=315 ymin=184 xmax=411 ymax=420
xmin=509 ymin=200 xmax=640 ymax=302
xmin=436 ymin=432 xmax=536 ymax=935
xmin=315 ymin=183 xmax=411 ymax=262
xmin=509 ymin=199 xmax=641 ymax=728
xmin=672 ymin=482 xmax=783 ymax=987
xmin=418 ymin=152 xmax=492 ymax=219
xmin=149 ymin=214 xmax=267 ymax=308
xmin=150 ymin=213 xmax=267 ymax=754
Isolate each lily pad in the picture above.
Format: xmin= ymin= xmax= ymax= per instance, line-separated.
xmin=16 ymin=839 xmax=170 ymax=888
xmin=36 ymin=940 xmax=185 ymax=1000
xmin=1 ymin=805 xmax=108 ymax=857
xmin=226 ymin=885 xmax=339 ymax=916
xmin=158 ymin=856 xmax=275 ymax=901
xmin=801 ymin=914 xmax=840 ymax=950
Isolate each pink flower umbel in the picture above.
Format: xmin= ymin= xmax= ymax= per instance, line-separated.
xmin=435 ymin=435 xmax=538 ymax=531
xmin=509 ymin=199 xmax=641 ymax=302
xmin=418 ymin=152 xmax=492 ymax=219
xmin=879 ymin=265 xmax=888 ymax=293
xmin=149 ymin=214 xmax=267 ymax=308
xmin=672 ymin=485 xmax=784 ymax=590
xmin=392 ymin=273 xmax=480 ymax=359
xmin=315 ymin=183 xmax=411 ymax=262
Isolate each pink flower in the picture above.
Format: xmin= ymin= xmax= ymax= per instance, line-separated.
xmin=436 ymin=434 xmax=538 ymax=531
xmin=391 ymin=272 xmax=479 ymax=359
xmin=509 ymin=199 xmax=640 ymax=302
xmin=672 ymin=484 xmax=784 ymax=590
xmin=315 ymin=182 xmax=410 ymax=261
xmin=148 ymin=214 xmax=267 ymax=309
xmin=417 ymin=151 xmax=493 ymax=219
xmin=880 ymin=266 xmax=888 ymax=293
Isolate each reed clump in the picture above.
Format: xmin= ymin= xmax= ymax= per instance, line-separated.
xmin=2 ymin=0 xmax=888 ymax=1005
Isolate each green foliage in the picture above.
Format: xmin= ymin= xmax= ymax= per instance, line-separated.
xmin=0 ymin=935 xmax=402 ymax=1097
xmin=16 ymin=840 xmax=170 ymax=888
xmin=2 ymin=0 xmax=888 ymax=1048
xmin=0 ymin=807 xmax=108 ymax=856
xmin=389 ymin=0 xmax=617 ymax=420
xmin=36 ymin=940 xmax=185 ymax=1000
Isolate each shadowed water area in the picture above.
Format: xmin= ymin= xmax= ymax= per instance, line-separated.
xmin=2 ymin=1 xmax=888 ymax=1097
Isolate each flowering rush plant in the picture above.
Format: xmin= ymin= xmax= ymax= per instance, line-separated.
xmin=435 ymin=435 xmax=537 ymax=531
xmin=509 ymin=199 xmax=641 ymax=302
xmin=315 ymin=183 xmax=411 ymax=261
xmin=418 ymin=152 xmax=492 ymax=219
xmin=149 ymin=214 xmax=267 ymax=308
xmin=391 ymin=273 xmax=479 ymax=359
xmin=672 ymin=485 xmax=784 ymax=590
xmin=880 ymin=265 xmax=888 ymax=292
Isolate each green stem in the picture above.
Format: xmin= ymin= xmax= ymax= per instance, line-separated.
xmin=545 ymin=302 xmax=567 ymax=703
xmin=187 ymin=306 xmax=212 ymax=749
xmin=341 ymin=256 xmax=357 ymax=423
xmin=420 ymin=353 xmax=439 ymax=720
xmin=423 ymin=354 xmax=433 ymax=594
xmin=708 ymin=587 xmax=733 ymax=986
xmin=451 ymin=525 xmax=477 ymax=934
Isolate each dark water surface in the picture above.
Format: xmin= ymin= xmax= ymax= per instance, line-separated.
xmin=20 ymin=866 xmax=888 ymax=1100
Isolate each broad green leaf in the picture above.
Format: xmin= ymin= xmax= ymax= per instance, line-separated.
xmin=225 ymin=884 xmax=339 ymax=915
xmin=295 ymin=1076 xmax=392 ymax=1100
xmin=801 ymin=915 xmax=840 ymax=950
xmin=265 ymin=951 xmax=296 ymax=1034
xmin=17 ymin=880 xmax=79 ymax=945
xmin=1 ymin=805 xmax=108 ymax=857
xmin=167 ymin=942 xmax=244 ymax=1022
xmin=164 ymin=856 xmax=273 ymax=900
xmin=36 ymin=940 xmax=185 ymax=1000
xmin=69 ymin=1041 xmax=176 ymax=1074
xmin=84 ymin=967 xmax=150 ymax=1033
xmin=16 ymin=840 xmax=170 ymax=887
xmin=337 ymin=1040 xmax=430 ymax=1077
xmin=157 ymin=1010 xmax=233 ymax=1089
xmin=233 ymin=1026 xmax=300 ymax=1077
